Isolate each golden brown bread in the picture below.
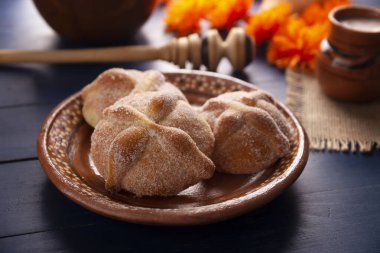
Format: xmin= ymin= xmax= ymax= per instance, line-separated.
xmin=82 ymin=68 xmax=142 ymax=127
xmin=114 ymin=90 xmax=215 ymax=157
xmin=82 ymin=68 xmax=182 ymax=127
xmin=200 ymin=90 xmax=293 ymax=174
xmin=84 ymin=68 xmax=215 ymax=196
xmin=91 ymin=103 xmax=215 ymax=196
xmin=83 ymin=68 xmax=292 ymax=196
xmin=82 ymin=68 xmax=214 ymax=157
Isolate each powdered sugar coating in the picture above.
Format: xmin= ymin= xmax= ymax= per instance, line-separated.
xmin=82 ymin=69 xmax=169 ymax=127
xmin=82 ymin=68 xmax=144 ymax=127
xmin=91 ymin=104 xmax=215 ymax=197
xmin=113 ymin=91 xmax=215 ymax=157
xmin=200 ymin=90 xmax=293 ymax=174
xmin=86 ymin=68 xmax=215 ymax=196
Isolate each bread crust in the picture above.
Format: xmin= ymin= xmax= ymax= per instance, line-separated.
xmin=200 ymin=90 xmax=293 ymax=174
xmin=83 ymin=69 xmax=215 ymax=196
xmin=92 ymin=104 xmax=215 ymax=196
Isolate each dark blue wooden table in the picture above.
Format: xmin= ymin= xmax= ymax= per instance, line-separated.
xmin=1 ymin=1 xmax=379 ymax=252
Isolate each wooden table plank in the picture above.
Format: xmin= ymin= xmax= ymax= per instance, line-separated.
xmin=0 ymin=159 xmax=303 ymax=240
xmin=1 ymin=185 xmax=379 ymax=253
xmin=0 ymin=66 xmax=88 ymax=108
xmin=1 ymin=152 xmax=379 ymax=248
xmin=0 ymin=104 xmax=54 ymax=161
xmin=0 ymin=160 xmax=103 ymax=238
xmin=294 ymin=152 xmax=380 ymax=194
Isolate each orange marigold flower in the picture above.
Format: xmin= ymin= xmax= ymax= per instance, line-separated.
xmin=207 ymin=0 xmax=254 ymax=29
xmin=301 ymin=0 xmax=351 ymax=25
xmin=164 ymin=0 xmax=253 ymax=35
xmin=245 ymin=3 xmax=292 ymax=45
xmin=164 ymin=0 xmax=210 ymax=36
xmin=267 ymin=17 xmax=330 ymax=71
xmin=266 ymin=0 xmax=351 ymax=71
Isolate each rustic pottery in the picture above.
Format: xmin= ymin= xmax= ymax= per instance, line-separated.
xmin=317 ymin=5 xmax=380 ymax=102
xmin=33 ymin=0 xmax=159 ymax=44
xmin=38 ymin=70 xmax=309 ymax=225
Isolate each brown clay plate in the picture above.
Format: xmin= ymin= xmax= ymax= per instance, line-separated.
xmin=38 ymin=70 xmax=309 ymax=225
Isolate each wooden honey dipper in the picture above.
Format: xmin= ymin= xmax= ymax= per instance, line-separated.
xmin=0 ymin=28 xmax=254 ymax=71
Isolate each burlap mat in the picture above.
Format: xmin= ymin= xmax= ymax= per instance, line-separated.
xmin=286 ymin=70 xmax=380 ymax=152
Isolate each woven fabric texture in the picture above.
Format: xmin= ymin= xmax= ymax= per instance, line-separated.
xmin=286 ymin=70 xmax=380 ymax=152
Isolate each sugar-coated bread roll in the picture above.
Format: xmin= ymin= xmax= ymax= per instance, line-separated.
xmin=91 ymin=102 xmax=215 ymax=197
xmin=82 ymin=68 xmax=214 ymax=158
xmin=82 ymin=68 xmax=142 ymax=127
xmin=113 ymin=89 xmax=215 ymax=157
xmin=200 ymin=90 xmax=293 ymax=174
xmin=86 ymin=68 xmax=215 ymax=196
xmin=82 ymin=68 xmax=181 ymax=127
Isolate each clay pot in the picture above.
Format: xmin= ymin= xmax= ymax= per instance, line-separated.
xmin=317 ymin=40 xmax=380 ymax=103
xmin=316 ymin=5 xmax=380 ymax=103
xmin=328 ymin=5 xmax=380 ymax=56
xmin=33 ymin=0 xmax=159 ymax=45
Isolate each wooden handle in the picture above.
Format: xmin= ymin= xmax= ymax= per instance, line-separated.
xmin=0 ymin=45 xmax=162 ymax=63
xmin=0 ymin=28 xmax=254 ymax=71
xmin=205 ymin=28 xmax=252 ymax=71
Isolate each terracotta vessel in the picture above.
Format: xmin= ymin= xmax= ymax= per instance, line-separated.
xmin=33 ymin=0 xmax=159 ymax=45
xmin=317 ymin=40 xmax=380 ymax=102
xmin=328 ymin=5 xmax=380 ymax=56
xmin=317 ymin=5 xmax=380 ymax=103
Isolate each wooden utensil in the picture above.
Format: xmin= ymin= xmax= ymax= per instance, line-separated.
xmin=0 ymin=28 xmax=254 ymax=71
